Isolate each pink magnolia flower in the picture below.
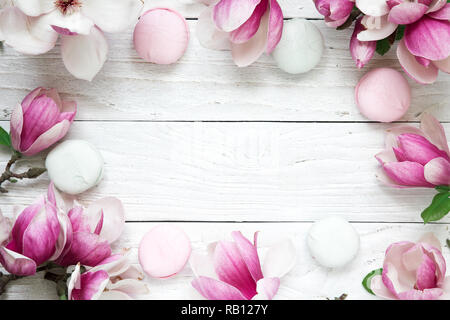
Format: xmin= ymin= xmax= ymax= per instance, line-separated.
xmin=0 ymin=0 xmax=143 ymax=80
xmin=54 ymin=196 xmax=125 ymax=267
xmin=392 ymin=1 xmax=450 ymax=84
xmin=196 ymin=0 xmax=283 ymax=67
xmin=68 ymin=251 xmax=148 ymax=300
xmin=314 ymin=0 xmax=355 ymax=27
xmin=10 ymin=87 xmax=76 ymax=156
xmin=368 ymin=233 xmax=450 ymax=300
xmin=191 ymin=231 xmax=296 ymax=300
xmin=375 ymin=113 xmax=450 ymax=188
xmin=0 ymin=195 xmax=61 ymax=276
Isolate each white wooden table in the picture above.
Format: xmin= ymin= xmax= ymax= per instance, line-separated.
xmin=0 ymin=0 xmax=449 ymax=300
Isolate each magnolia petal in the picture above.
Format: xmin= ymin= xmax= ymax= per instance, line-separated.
xmin=14 ymin=0 xmax=54 ymax=16
xmin=402 ymin=244 xmax=429 ymax=272
xmin=231 ymin=10 xmax=269 ymax=67
xmin=419 ymin=233 xmax=442 ymax=251
xmin=433 ymin=55 xmax=450 ymax=73
xmin=266 ymin=0 xmax=283 ymax=54
xmin=262 ymin=238 xmax=296 ymax=278
xmin=60 ymin=27 xmax=108 ymax=81
xmin=189 ymin=251 xmax=217 ymax=279
xmin=192 ymin=276 xmax=247 ymax=300
xmin=10 ymin=104 xmax=23 ymax=153
xmin=214 ymin=241 xmax=257 ymax=299
xmin=213 ymin=0 xmax=263 ymax=32
xmin=404 ymin=16 xmax=450 ymax=61
xmin=229 ymin=0 xmax=267 ymax=44
xmin=252 ymin=277 xmax=280 ymax=300
xmin=99 ymin=290 xmax=132 ymax=300
xmin=91 ymin=253 xmax=139 ymax=279
xmin=385 ymin=125 xmax=424 ymax=149
xmin=82 ymin=0 xmax=143 ymax=33
xmin=397 ymin=288 xmax=443 ymax=300
xmin=428 ymin=3 xmax=450 ymax=20
xmin=375 ymin=149 xmax=398 ymax=165
xmin=42 ymin=9 xmax=94 ymax=35
xmin=325 ymin=16 xmax=349 ymax=28
xmin=0 ymin=8 xmax=57 ymax=55
xmin=382 ymin=161 xmax=434 ymax=187
xmin=356 ymin=0 xmax=389 ymax=16
xmin=397 ymin=39 xmax=439 ymax=84
xmin=370 ymin=275 xmax=396 ymax=299
xmin=21 ymin=87 xmax=45 ymax=111
xmin=350 ymin=18 xmax=376 ymax=68
xmin=47 ymin=181 xmax=76 ymax=213
xmin=120 ymin=264 xmax=145 ymax=280
xmin=22 ymin=201 xmax=60 ymax=266
xmin=424 ymin=157 xmax=450 ymax=185
xmin=57 ymin=231 xmax=111 ymax=267
xmin=375 ymin=167 xmax=405 ymax=188
xmin=421 ymin=243 xmax=447 ymax=286
xmin=402 ymin=245 xmax=437 ymax=290
xmin=106 ymin=279 xmax=149 ymax=296
xmin=231 ymin=231 xmax=263 ymax=282
xmin=49 ymin=209 xmax=73 ymax=261
xmin=20 ymin=94 xmax=61 ymax=151
xmin=7 ymin=197 xmax=46 ymax=253
xmin=397 ymin=133 xmax=449 ymax=166
xmin=22 ymin=120 xmax=71 ymax=156
xmin=196 ymin=7 xmax=230 ymax=51
xmin=0 ymin=246 xmax=37 ymax=276
xmin=71 ymin=270 xmax=109 ymax=300
xmin=357 ymin=15 xmax=397 ymax=41
xmin=329 ymin=0 xmax=355 ymax=20
xmin=388 ymin=2 xmax=428 ymax=25
xmin=427 ymin=0 xmax=447 ymax=13
xmin=382 ymin=242 xmax=417 ymax=297
xmin=68 ymin=207 xmax=91 ymax=234
xmin=420 ymin=113 xmax=450 ymax=156
xmin=85 ymin=197 xmax=125 ymax=244
xmin=440 ymin=277 xmax=450 ymax=300
xmin=415 ymin=56 xmax=431 ymax=67
xmin=59 ymin=100 xmax=77 ymax=121
xmin=0 ymin=211 xmax=11 ymax=245
xmin=67 ymin=263 xmax=82 ymax=300
xmin=392 ymin=147 xmax=407 ymax=162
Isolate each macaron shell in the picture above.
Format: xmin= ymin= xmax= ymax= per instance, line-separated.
xmin=272 ymin=19 xmax=324 ymax=74
xmin=45 ymin=139 xmax=104 ymax=195
xmin=307 ymin=216 xmax=360 ymax=268
xmin=139 ymin=224 xmax=191 ymax=278
xmin=355 ymin=68 xmax=411 ymax=122
xmin=134 ymin=8 xmax=190 ymax=64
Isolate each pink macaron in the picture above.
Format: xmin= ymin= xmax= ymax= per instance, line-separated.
xmin=138 ymin=224 xmax=191 ymax=278
xmin=355 ymin=68 xmax=411 ymax=122
xmin=134 ymin=8 xmax=190 ymax=64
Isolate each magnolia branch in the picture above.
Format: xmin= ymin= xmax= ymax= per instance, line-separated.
xmin=0 ymin=152 xmax=47 ymax=193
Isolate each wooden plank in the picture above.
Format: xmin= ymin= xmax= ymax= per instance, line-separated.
xmin=144 ymin=0 xmax=323 ymax=19
xmin=0 ymin=121 xmax=446 ymax=223
xmin=1 ymin=221 xmax=449 ymax=300
xmin=0 ymin=21 xmax=448 ymax=122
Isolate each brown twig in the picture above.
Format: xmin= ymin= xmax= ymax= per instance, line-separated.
xmin=0 ymin=151 xmax=47 ymax=193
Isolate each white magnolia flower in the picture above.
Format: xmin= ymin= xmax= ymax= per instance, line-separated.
xmin=0 ymin=0 xmax=143 ymax=80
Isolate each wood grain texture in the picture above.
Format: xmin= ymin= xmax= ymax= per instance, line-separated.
xmin=0 ymin=21 xmax=448 ymax=122
xmin=0 ymin=121 xmax=447 ymax=223
xmin=0 ymin=0 xmax=449 ymax=301
xmin=144 ymin=0 xmax=323 ymax=18
xmin=1 ymin=222 xmax=450 ymax=300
